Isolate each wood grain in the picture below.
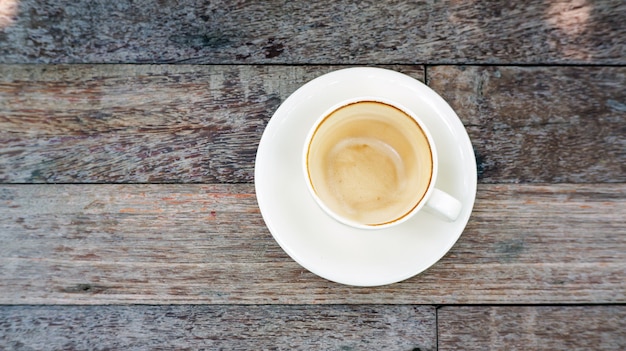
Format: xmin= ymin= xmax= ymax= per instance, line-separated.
xmin=1 ymin=0 xmax=622 ymax=346
xmin=438 ymin=306 xmax=626 ymax=350
xmin=427 ymin=65 xmax=626 ymax=183
xmin=0 ymin=64 xmax=423 ymax=183
xmin=1 ymin=183 xmax=624 ymax=304
xmin=0 ymin=0 xmax=624 ymax=64
xmin=1 ymin=64 xmax=624 ymax=184
xmin=0 ymin=305 xmax=436 ymax=350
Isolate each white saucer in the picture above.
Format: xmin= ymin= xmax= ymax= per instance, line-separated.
xmin=254 ymin=67 xmax=477 ymax=286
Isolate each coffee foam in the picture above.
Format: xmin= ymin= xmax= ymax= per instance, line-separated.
xmin=307 ymin=101 xmax=433 ymax=226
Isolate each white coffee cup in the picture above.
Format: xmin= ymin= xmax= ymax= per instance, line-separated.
xmin=303 ymin=97 xmax=462 ymax=230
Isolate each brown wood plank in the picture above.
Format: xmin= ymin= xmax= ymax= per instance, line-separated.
xmin=1 ymin=183 xmax=624 ymax=304
xmin=427 ymin=65 xmax=626 ymax=183
xmin=0 ymin=0 xmax=623 ymax=64
xmin=438 ymin=306 xmax=626 ymax=350
xmin=0 ymin=64 xmax=282 ymax=184
xmin=1 ymin=65 xmax=624 ymax=184
xmin=0 ymin=305 xmax=436 ymax=350
xmin=0 ymin=64 xmax=423 ymax=183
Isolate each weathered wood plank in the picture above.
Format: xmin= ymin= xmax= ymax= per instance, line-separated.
xmin=0 ymin=305 xmax=436 ymax=350
xmin=1 ymin=183 xmax=624 ymax=304
xmin=0 ymin=64 xmax=279 ymax=183
xmin=0 ymin=0 xmax=624 ymax=64
xmin=0 ymin=64 xmax=423 ymax=183
xmin=438 ymin=306 xmax=626 ymax=351
xmin=427 ymin=65 xmax=626 ymax=183
xmin=1 ymin=65 xmax=624 ymax=183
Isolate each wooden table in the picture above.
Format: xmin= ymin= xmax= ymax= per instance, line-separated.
xmin=1 ymin=0 xmax=625 ymax=349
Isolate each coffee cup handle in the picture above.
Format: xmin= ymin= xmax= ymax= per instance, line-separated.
xmin=425 ymin=188 xmax=463 ymax=221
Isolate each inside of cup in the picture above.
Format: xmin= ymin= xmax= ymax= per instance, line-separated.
xmin=306 ymin=100 xmax=433 ymax=226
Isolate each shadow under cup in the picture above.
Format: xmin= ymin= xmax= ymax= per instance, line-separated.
xmin=306 ymin=100 xmax=434 ymax=227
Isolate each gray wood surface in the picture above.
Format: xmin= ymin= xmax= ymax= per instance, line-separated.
xmin=438 ymin=306 xmax=626 ymax=350
xmin=1 ymin=65 xmax=624 ymax=183
xmin=1 ymin=183 xmax=624 ymax=304
xmin=0 ymin=0 xmax=624 ymax=64
xmin=1 ymin=1 xmax=624 ymax=348
xmin=428 ymin=65 xmax=626 ymax=183
xmin=0 ymin=305 xmax=436 ymax=350
xmin=3 ymin=305 xmax=624 ymax=350
xmin=0 ymin=64 xmax=423 ymax=183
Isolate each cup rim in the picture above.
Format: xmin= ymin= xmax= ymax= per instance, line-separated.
xmin=302 ymin=96 xmax=439 ymax=230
